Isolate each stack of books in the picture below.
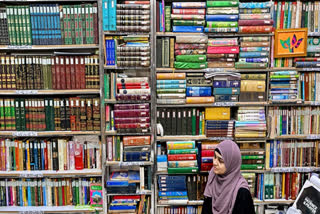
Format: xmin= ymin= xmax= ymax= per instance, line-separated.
xmin=115 ymin=76 xmax=150 ymax=101
xmin=205 ymin=107 xmax=234 ymax=138
xmin=241 ymin=150 xmax=265 ymax=170
xmin=186 ymin=73 xmax=214 ymax=104
xmin=171 ymin=2 xmax=206 ymax=33
xmin=112 ymin=104 xmax=150 ymax=133
xmin=239 ymin=73 xmax=266 ymax=102
xmin=158 ymin=175 xmax=188 ymax=202
xmin=235 ymin=107 xmax=267 ymax=138
xmin=269 ymin=70 xmax=300 ymax=102
xmin=156 ymin=73 xmax=186 ymax=105
xmin=174 ymin=35 xmax=208 ymax=69
xmin=166 ymin=141 xmax=198 ymax=174
xmin=200 ymin=141 xmax=218 ymax=171
xmin=236 ymin=37 xmax=270 ymax=69
xmin=295 ymin=38 xmax=320 ymax=68
xmin=107 ymin=171 xmax=140 ymax=194
xmin=238 ymin=2 xmax=273 ymax=34
xmin=109 ymin=198 xmax=138 ymax=213
xmin=205 ymin=1 xmax=239 ymax=33
xmin=212 ymin=73 xmax=241 ymax=102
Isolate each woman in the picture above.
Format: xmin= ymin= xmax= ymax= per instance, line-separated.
xmin=202 ymin=140 xmax=255 ymax=214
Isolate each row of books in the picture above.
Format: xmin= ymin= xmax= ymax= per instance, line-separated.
xmin=268 ymin=106 xmax=320 ymax=137
xmin=158 ymin=206 xmax=203 ymax=214
xmin=106 ymin=136 xmax=151 ymax=162
xmin=104 ymin=74 xmax=151 ymax=101
xmin=0 ymin=55 xmax=99 ymax=90
xmin=103 ymin=0 xmax=151 ymax=32
xmin=0 ymin=137 xmax=101 ymax=171
xmin=1 ymin=4 xmax=98 ymax=46
xmin=109 ymin=195 xmax=151 ymax=214
xmin=0 ymin=97 xmax=100 ymax=131
xmin=0 ymin=178 xmax=102 ymax=207
xmin=156 ymin=1 xmax=273 ymax=33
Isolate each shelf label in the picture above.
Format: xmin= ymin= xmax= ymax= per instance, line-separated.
xmin=16 ymin=90 xmax=38 ymax=95
xmin=19 ymin=211 xmax=44 ymax=214
xmin=8 ymin=45 xmax=32 ymax=49
xmin=13 ymin=132 xmax=38 ymax=137
xmin=20 ymin=172 xmax=43 ymax=178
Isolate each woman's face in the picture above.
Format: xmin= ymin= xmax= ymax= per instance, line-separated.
xmin=212 ymin=150 xmax=227 ymax=175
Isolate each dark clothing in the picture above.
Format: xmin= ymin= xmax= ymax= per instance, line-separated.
xmin=201 ymin=188 xmax=255 ymax=214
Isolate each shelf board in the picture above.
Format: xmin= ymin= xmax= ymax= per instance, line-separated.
xmin=156 ymin=67 xmax=269 ymax=73
xmin=104 ymin=32 xmax=151 ymax=36
xmin=270 ymin=167 xmax=320 ymax=173
xmin=157 ymin=136 xmax=267 ymax=142
xmin=156 ymin=32 xmax=274 ymax=37
xmin=158 ymin=102 xmax=268 ymax=108
xmin=263 ymin=200 xmax=295 ymax=205
xmin=0 ymin=169 xmax=102 ymax=178
xmin=104 ymin=65 xmax=151 ymax=70
xmin=0 ymin=89 xmax=100 ymax=95
xmin=0 ymin=206 xmax=102 ymax=213
xmin=107 ymin=191 xmax=152 ymax=196
xmin=106 ymin=161 xmax=153 ymax=166
xmin=0 ymin=131 xmax=100 ymax=137
xmin=105 ymin=99 xmax=151 ymax=104
xmin=105 ymin=131 xmax=152 ymax=136
xmin=270 ymin=135 xmax=320 ymax=140
xmin=0 ymin=44 xmax=98 ymax=50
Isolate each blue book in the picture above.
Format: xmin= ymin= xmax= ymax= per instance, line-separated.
xmin=34 ymin=143 xmax=38 ymax=170
xmin=158 ymin=175 xmax=186 ymax=181
xmin=260 ymin=174 xmax=264 ymax=200
xmin=157 ymin=80 xmax=186 ymax=84
xmin=109 ymin=0 xmax=117 ymax=31
xmin=124 ymin=151 xmax=150 ymax=162
xmin=186 ymin=87 xmax=211 ymax=97
xmin=240 ymin=47 xmax=269 ymax=52
xmin=158 ymin=183 xmax=187 ymax=188
xmin=239 ymin=52 xmax=269 ymax=58
xmin=109 ymin=205 xmax=137 ymax=210
xmin=27 ymin=181 xmax=32 ymax=206
xmin=213 ymin=88 xmax=240 ymax=95
xmin=270 ymin=141 xmax=274 ymax=167
xmin=201 ymin=157 xmax=213 ymax=163
xmin=19 ymin=185 xmax=23 ymax=206
xmin=30 ymin=6 xmax=37 ymax=45
xmin=206 ymin=15 xmax=239 ymax=21
xmin=107 ymin=180 xmax=129 ymax=187
xmin=102 ymin=0 xmax=109 ymax=31
xmin=239 ymin=58 xmax=268 ymax=63
xmin=172 ymin=26 xmax=204 ymax=33
xmin=172 ymin=2 xmax=206 ymax=9
xmin=239 ymin=2 xmax=272 ymax=9
xmin=287 ymin=2 xmax=291 ymax=29
xmin=159 ymin=191 xmax=188 ymax=196
xmin=160 ymin=3 xmax=163 ymax=32
xmin=157 ymin=84 xmax=186 ymax=89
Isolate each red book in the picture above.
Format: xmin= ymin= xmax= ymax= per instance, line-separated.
xmin=238 ymin=20 xmax=274 ymax=26
xmin=285 ymin=173 xmax=290 ymax=199
xmin=167 ymin=154 xmax=197 ymax=161
xmin=200 ymin=163 xmax=213 ymax=171
xmin=207 ymin=46 xmax=239 ymax=54
xmin=124 ymin=1 xmax=150 ymax=4
xmin=75 ymin=57 xmax=81 ymax=89
xmin=51 ymin=57 xmax=56 ymax=89
xmin=172 ymin=9 xmax=206 ymax=15
xmin=44 ymin=141 xmax=48 ymax=170
xmin=65 ymin=57 xmax=71 ymax=89
xmin=116 ymin=83 xmax=149 ymax=87
xmin=280 ymin=1 xmax=285 ymax=29
xmin=115 ymin=123 xmax=150 ymax=129
xmin=305 ymin=72 xmax=309 ymax=101
xmin=55 ymin=57 xmax=61 ymax=89
xmin=74 ymin=142 xmax=84 ymax=170
xmin=70 ymin=57 xmax=76 ymax=89
xmin=59 ymin=56 xmax=66 ymax=90
xmin=62 ymin=183 xmax=66 ymax=205
xmin=117 ymin=86 xmax=150 ymax=90
xmin=239 ymin=26 xmax=273 ymax=33
xmin=113 ymin=195 xmax=141 ymax=200
xmin=80 ymin=57 xmax=86 ymax=89
xmin=201 ymin=150 xmax=214 ymax=157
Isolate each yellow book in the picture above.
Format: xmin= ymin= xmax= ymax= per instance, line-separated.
xmin=282 ymin=173 xmax=285 ymax=199
xmin=186 ymin=97 xmax=215 ymax=104
xmin=87 ymin=143 xmax=90 ymax=169
xmin=156 ymin=73 xmax=185 ymax=80
xmin=265 ymin=142 xmax=270 ymax=170
xmin=26 ymin=140 xmax=30 ymax=171
xmin=205 ymin=107 xmax=230 ymax=120
xmin=240 ymin=80 xmax=266 ymax=92
xmin=202 ymin=111 xmax=205 ymax=135
xmin=22 ymin=179 xmax=27 ymax=206
xmin=19 ymin=141 xmax=23 ymax=171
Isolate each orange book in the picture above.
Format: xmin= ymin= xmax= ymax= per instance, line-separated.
xmin=156 ymin=73 xmax=186 ymax=80
xmin=15 ymin=140 xmax=19 ymax=171
xmin=123 ymin=136 xmax=151 ymax=146
xmin=186 ymin=97 xmax=215 ymax=104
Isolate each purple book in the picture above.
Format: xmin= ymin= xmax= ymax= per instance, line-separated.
xmin=114 ymin=103 xmax=149 ymax=110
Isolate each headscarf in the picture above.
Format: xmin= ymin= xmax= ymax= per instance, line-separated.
xmin=203 ymin=140 xmax=249 ymax=214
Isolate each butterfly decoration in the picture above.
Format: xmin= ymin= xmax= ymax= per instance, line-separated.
xmin=280 ymin=34 xmax=303 ymax=53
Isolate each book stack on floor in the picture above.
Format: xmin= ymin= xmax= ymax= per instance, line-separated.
xmin=107 ymin=170 xmax=140 ymax=194
xmin=269 ymin=70 xmax=300 ymax=102
xmin=157 ymin=73 xmax=186 ymax=105
xmin=171 ymin=2 xmax=206 ymax=33
xmin=205 ymin=1 xmax=239 ymax=33
xmin=239 ymin=73 xmax=266 ymax=102
xmin=207 ymin=38 xmax=239 ymax=68
xmin=0 ymin=137 xmax=101 ymax=171
xmin=158 ymin=175 xmax=188 ymax=203
xmin=186 ymin=73 xmax=214 ymax=104
xmin=174 ymin=35 xmax=208 ymax=70
xmin=235 ymin=107 xmax=267 ymax=138
xmin=109 ymin=195 xmax=151 ymax=214
xmin=212 ymin=73 xmax=241 ymax=102
xmin=0 ymin=178 xmax=101 ymax=206
xmin=236 ymin=37 xmax=270 ymax=69
xmin=268 ymin=107 xmax=320 ymax=137
xmin=112 ymin=103 xmax=151 ymax=134
xmin=205 ymin=107 xmax=234 ymax=138
xmin=200 ymin=141 xmax=218 ymax=172
xmin=295 ymin=37 xmax=320 ymax=68
xmin=238 ymin=2 xmax=273 ymax=34
xmin=166 ymin=141 xmax=198 ymax=174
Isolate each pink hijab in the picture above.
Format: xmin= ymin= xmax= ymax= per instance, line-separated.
xmin=204 ymin=140 xmax=249 ymax=214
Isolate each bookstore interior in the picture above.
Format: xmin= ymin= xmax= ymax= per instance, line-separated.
xmin=1 ymin=0 xmax=320 ymax=213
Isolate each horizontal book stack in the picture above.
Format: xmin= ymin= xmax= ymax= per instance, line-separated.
xmin=0 ymin=177 xmax=101 ymax=206
xmin=264 ymin=172 xmax=313 ymax=200
xmin=267 ymin=140 xmax=319 ymax=168
xmin=238 ymin=2 xmax=273 ymax=34
xmin=158 ymin=175 xmax=188 ymax=202
xmin=295 ymin=38 xmax=320 ymax=68
xmin=166 ymin=141 xmax=198 ymax=174
xmin=0 ymin=137 xmax=101 ymax=171
xmin=109 ymin=195 xmax=151 ymax=214
xmin=0 ymin=97 xmax=100 ymax=131
xmin=236 ymin=37 xmax=270 ymax=69
xmin=205 ymin=0 xmax=239 ymax=33
xmin=174 ymin=35 xmax=208 ymax=69
xmin=0 ymin=55 xmax=99 ymax=90
xmin=200 ymin=141 xmax=218 ymax=171
xmin=205 ymin=107 xmax=234 ymax=138
xmin=235 ymin=107 xmax=267 ymax=138
xmin=212 ymin=73 xmax=240 ymax=102
xmin=269 ymin=70 xmax=300 ymax=102
xmin=186 ymin=73 xmax=214 ymax=104
xmin=268 ymin=106 xmax=320 ymax=137
xmin=159 ymin=206 xmax=203 ymax=214
xmin=298 ymin=72 xmax=320 ymax=102
xmin=207 ymin=38 xmax=239 ymax=68
xmin=107 ymin=170 xmax=140 ymax=194
xmin=157 ymin=73 xmax=186 ymax=105
xmin=0 ymin=7 xmax=9 ymax=45
xmin=157 ymin=108 xmax=205 ymax=136
xmin=239 ymin=73 xmax=266 ymax=102
xmin=156 ymin=37 xmax=175 ymax=68
xmin=241 ymin=150 xmax=265 ymax=170
xmin=171 ymin=2 xmax=206 ymax=33
xmin=116 ymin=76 xmax=150 ymax=101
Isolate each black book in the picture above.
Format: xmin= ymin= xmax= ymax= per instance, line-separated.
xmin=52 ymin=140 xmax=59 ymax=170
xmin=171 ymin=108 xmax=177 ymax=135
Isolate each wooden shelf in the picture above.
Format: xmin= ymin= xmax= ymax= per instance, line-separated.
xmin=0 ymin=44 xmax=98 ymax=50
xmin=0 ymin=89 xmax=100 ymax=95
xmin=0 ymin=206 xmax=102 ymax=213
xmin=0 ymin=169 xmax=102 ymax=178
xmin=158 ymin=102 xmax=268 ymax=108
xmin=156 ymin=67 xmax=269 ymax=73
xmin=104 ymin=65 xmax=151 ymax=70
xmin=107 ymin=191 xmax=152 ymax=196
xmin=105 ymin=99 xmax=151 ymax=104
xmin=104 ymin=32 xmax=150 ymax=36
xmin=270 ymin=167 xmax=320 ymax=173
xmin=156 ymin=32 xmax=274 ymax=37
xmin=270 ymin=135 xmax=320 ymax=140
xmin=157 ymin=136 xmax=267 ymax=142
xmin=0 ymin=131 xmax=100 ymax=137
xmin=106 ymin=131 xmax=152 ymax=136
xmin=106 ymin=161 xmax=153 ymax=166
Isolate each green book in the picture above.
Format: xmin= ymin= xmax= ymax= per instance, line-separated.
xmin=207 ymin=21 xmax=238 ymax=28
xmin=70 ymin=5 xmax=76 ymax=44
xmin=199 ymin=112 xmax=202 ymax=135
xmin=176 ymin=55 xmax=207 ymax=63
xmin=0 ymin=100 xmax=5 ymax=130
xmin=270 ymin=75 xmax=299 ymax=78
xmin=167 ymin=149 xmax=198 ymax=155
xmin=31 ymin=181 xmax=35 ymax=206
xmin=104 ymin=73 xmax=110 ymax=99
xmin=75 ymin=180 xmax=80 ymax=205
xmin=168 ymin=167 xmax=198 ymax=174
xmin=173 ymin=20 xmax=205 ymax=26
xmin=283 ymin=2 xmax=288 ymax=29
xmin=165 ymin=6 xmax=171 ymax=32
xmin=15 ymin=99 xmax=20 ymax=131
xmin=191 ymin=108 xmax=196 ymax=136
xmin=206 ymin=1 xmax=239 ymax=7
xmin=25 ymin=6 xmax=32 ymax=45
xmin=174 ymin=62 xmax=208 ymax=69
xmin=14 ymin=7 xmax=21 ymax=45
xmin=58 ymin=181 xmax=63 ymax=206
xmin=4 ymin=100 xmax=11 ymax=130
xmin=116 ymin=136 xmax=121 ymax=161
xmin=241 ymin=155 xmax=264 ymax=160
xmin=157 ymin=89 xmax=186 ymax=94
xmin=20 ymin=99 xmax=26 ymax=131
xmin=10 ymin=100 xmax=16 ymax=130
xmin=240 ymin=164 xmax=264 ymax=170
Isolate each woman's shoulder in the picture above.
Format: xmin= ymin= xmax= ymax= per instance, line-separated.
xmin=236 ymin=187 xmax=252 ymax=199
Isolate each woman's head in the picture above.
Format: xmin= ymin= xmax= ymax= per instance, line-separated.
xmin=212 ymin=140 xmax=241 ymax=176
